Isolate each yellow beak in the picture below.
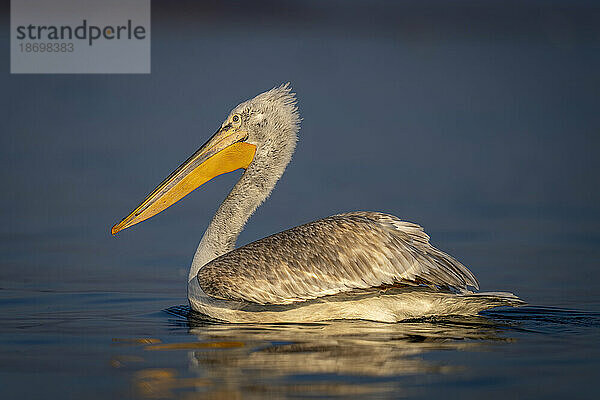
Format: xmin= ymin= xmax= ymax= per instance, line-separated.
xmin=111 ymin=126 xmax=256 ymax=235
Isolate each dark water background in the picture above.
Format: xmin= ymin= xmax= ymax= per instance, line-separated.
xmin=2 ymin=1 xmax=600 ymax=398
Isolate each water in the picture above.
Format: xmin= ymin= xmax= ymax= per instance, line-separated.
xmin=2 ymin=1 xmax=600 ymax=399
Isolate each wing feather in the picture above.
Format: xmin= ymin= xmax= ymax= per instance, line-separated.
xmin=198 ymin=212 xmax=479 ymax=304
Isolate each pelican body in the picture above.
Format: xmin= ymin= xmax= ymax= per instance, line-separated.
xmin=112 ymin=84 xmax=521 ymax=323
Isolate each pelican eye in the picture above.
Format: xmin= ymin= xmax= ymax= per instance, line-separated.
xmin=232 ymin=114 xmax=241 ymax=126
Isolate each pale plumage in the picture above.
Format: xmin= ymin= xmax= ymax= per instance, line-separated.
xmin=113 ymin=83 xmax=521 ymax=323
xmin=199 ymin=212 xmax=478 ymax=304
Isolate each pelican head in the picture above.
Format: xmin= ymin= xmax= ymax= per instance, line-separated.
xmin=112 ymin=83 xmax=300 ymax=235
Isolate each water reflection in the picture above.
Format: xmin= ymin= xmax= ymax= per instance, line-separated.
xmin=121 ymin=309 xmax=517 ymax=399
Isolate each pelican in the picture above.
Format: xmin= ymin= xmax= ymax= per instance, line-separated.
xmin=112 ymin=84 xmax=521 ymax=323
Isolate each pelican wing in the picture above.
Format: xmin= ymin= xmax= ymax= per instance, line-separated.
xmin=198 ymin=212 xmax=479 ymax=305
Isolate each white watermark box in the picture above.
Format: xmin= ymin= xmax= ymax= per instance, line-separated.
xmin=10 ymin=0 xmax=150 ymax=74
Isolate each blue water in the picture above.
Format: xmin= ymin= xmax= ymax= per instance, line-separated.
xmin=2 ymin=1 xmax=600 ymax=399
